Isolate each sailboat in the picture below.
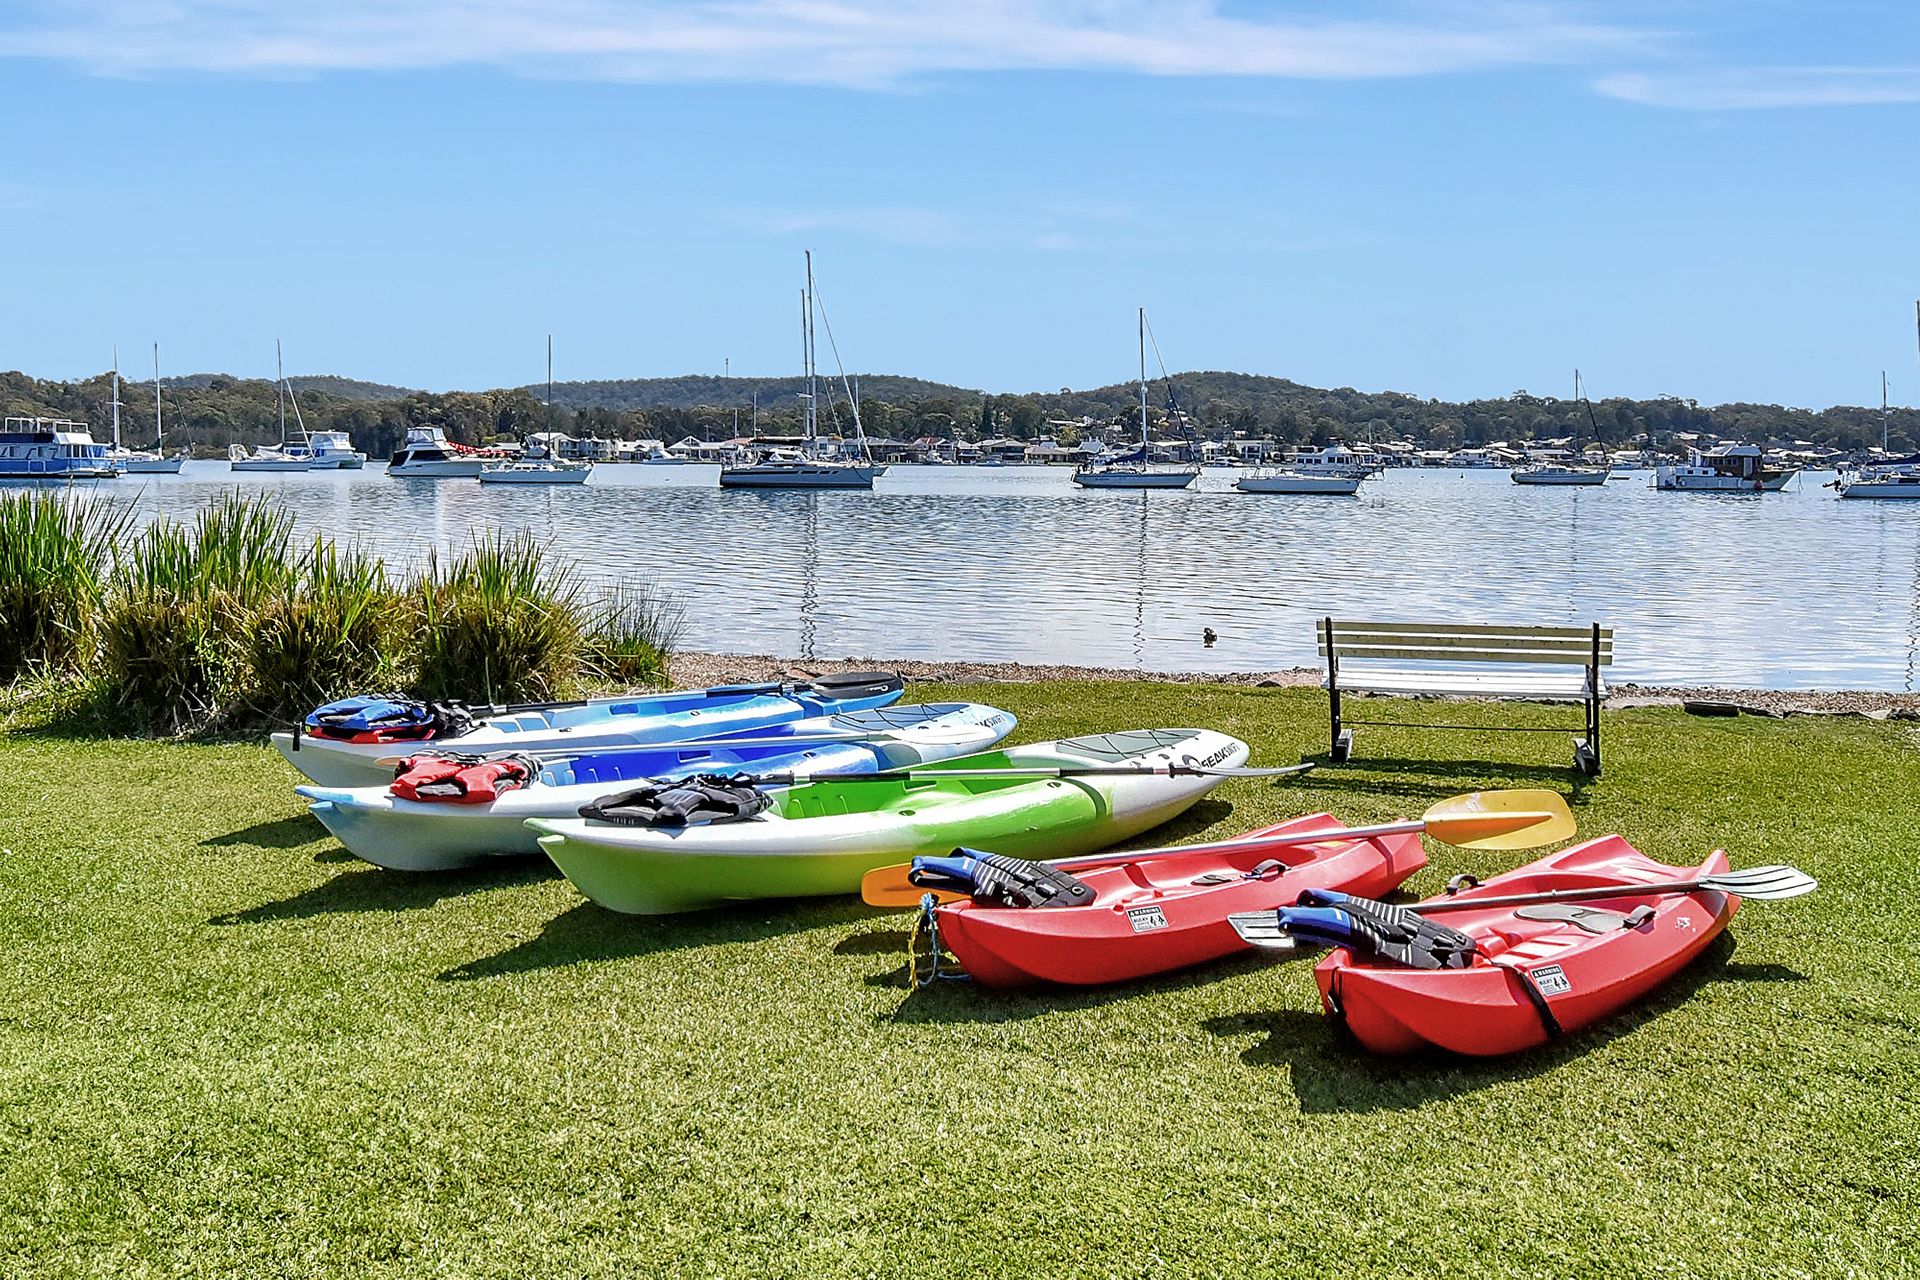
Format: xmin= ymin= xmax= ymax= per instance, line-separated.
xmin=112 ymin=345 xmax=186 ymax=474
xmin=480 ymin=336 xmax=592 ymax=485
xmin=1072 ymin=309 xmax=1199 ymax=490
xmin=719 ymin=252 xmax=887 ymax=489
xmin=1835 ymin=357 xmax=1920 ymax=499
xmin=231 ymin=341 xmax=320 ymax=472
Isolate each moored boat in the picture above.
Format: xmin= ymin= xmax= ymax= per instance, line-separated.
xmin=388 ymin=425 xmax=490 ymax=477
xmin=478 ymin=458 xmax=592 ymax=484
xmin=1310 ymin=835 xmax=1737 ymax=1056
xmin=0 ymin=416 xmax=122 ymax=481
xmin=1835 ymin=464 xmax=1920 ymax=498
xmin=1511 ymin=462 xmax=1610 ymax=485
xmin=529 ymin=728 xmax=1250 ymax=916
xmin=299 ymin=701 xmax=1017 ymax=870
xmin=271 ymin=671 xmax=907 ymax=788
xmin=1234 ymin=470 xmax=1362 ymax=495
xmin=106 ymin=346 xmax=186 ymax=474
xmin=925 ymin=811 xmax=1425 ymax=987
xmin=1655 ymin=444 xmax=1796 ymax=492
xmin=1071 ymin=309 xmax=1200 ymax=491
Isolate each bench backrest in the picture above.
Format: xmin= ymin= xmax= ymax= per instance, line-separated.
xmin=1319 ymin=619 xmax=1614 ymax=667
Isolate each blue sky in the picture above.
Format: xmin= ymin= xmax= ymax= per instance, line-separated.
xmin=1 ymin=1 xmax=1916 ymax=408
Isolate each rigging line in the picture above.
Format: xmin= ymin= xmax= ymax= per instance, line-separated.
xmin=807 ymin=277 xmax=870 ymax=457
xmin=1141 ymin=311 xmax=1186 ymax=421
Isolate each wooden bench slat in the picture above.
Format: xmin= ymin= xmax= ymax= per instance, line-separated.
xmin=1322 ymin=632 xmax=1612 ymax=653
xmin=1323 ymin=620 xmax=1612 ymax=641
xmin=1329 ymin=669 xmax=1601 ymax=696
xmin=1320 ymin=643 xmax=1614 ymax=665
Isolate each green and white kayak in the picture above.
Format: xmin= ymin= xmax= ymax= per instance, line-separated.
xmin=529 ymin=727 xmax=1251 ymax=915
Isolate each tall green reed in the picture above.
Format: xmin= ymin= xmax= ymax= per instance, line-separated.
xmin=242 ymin=540 xmax=400 ymax=721
xmin=0 ymin=490 xmax=130 ymax=681
xmin=582 ymin=581 xmax=685 ymax=688
xmin=411 ymin=530 xmax=582 ymax=705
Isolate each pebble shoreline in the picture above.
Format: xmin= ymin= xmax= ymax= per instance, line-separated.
xmin=667 ymin=652 xmax=1920 ymax=719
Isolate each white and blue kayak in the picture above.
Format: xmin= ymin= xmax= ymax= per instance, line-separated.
xmin=297 ymin=701 xmax=1017 ymax=871
xmin=271 ymin=671 xmax=905 ymax=789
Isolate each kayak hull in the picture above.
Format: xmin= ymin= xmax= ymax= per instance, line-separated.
xmin=937 ymin=812 xmax=1428 ymax=987
xmin=295 ymin=702 xmax=1016 ymax=871
xmin=1316 ymin=836 xmax=1737 ymax=1056
xmin=530 ymin=728 xmax=1250 ymax=915
xmin=270 ymin=677 xmax=905 ymax=788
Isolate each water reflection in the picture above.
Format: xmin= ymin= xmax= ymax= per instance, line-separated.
xmin=56 ymin=462 xmax=1920 ymax=690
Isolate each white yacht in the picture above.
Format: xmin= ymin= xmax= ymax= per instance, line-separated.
xmin=1833 ymin=369 xmax=1920 ymax=498
xmin=479 ymin=458 xmax=592 ymax=485
xmin=107 ymin=346 xmax=185 ymax=474
xmin=306 ymin=430 xmax=366 ymax=469
xmin=720 ymin=253 xmax=888 ymax=490
xmin=1072 ymin=308 xmax=1199 ymax=490
xmin=232 ymin=342 xmax=320 ymax=472
xmin=1655 ymin=444 xmax=1797 ymax=492
xmin=1512 ymin=462 xmax=1610 ymax=486
xmin=1234 ymin=469 xmax=1362 ymax=495
xmin=1279 ymin=443 xmax=1381 ymax=479
xmin=388 ymin=426 xmax=487 ymax=477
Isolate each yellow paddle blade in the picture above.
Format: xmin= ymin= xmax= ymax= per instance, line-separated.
xmin=1420 ymin=789 xmax=1576 ymax=850
xmin=859 ymin=866 xmax=961 ymax=908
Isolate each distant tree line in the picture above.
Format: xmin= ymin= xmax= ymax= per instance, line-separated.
xmin=1 ymin=367 xmax=1912 ymax=457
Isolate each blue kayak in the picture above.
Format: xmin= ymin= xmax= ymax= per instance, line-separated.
xmin=271 ymin=671 xmax=905 ymax=788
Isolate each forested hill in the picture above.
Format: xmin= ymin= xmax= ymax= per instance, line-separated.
xmin=0 ymin=365 xmax=1912 ymax=459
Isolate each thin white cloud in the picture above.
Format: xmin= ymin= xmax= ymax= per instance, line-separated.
xmin=0 ymin=1 xmax=1647 ymax=85
xmin=1597 ymin=66 xmax=1920 ymax=110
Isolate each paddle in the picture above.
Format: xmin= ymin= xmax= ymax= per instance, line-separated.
xmin=1226 ymin=863 xmax=1816 ymax=950
xmin=733 ymin=760 xmax=1317 ymax=788
xmin=859 ymin=788 xmax=1573 ymax=907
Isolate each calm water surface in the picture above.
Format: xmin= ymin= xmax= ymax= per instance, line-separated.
xmin=82 ymin=462 xmax=1920 ymax=690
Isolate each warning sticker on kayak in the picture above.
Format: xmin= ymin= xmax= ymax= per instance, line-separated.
xmin=1127 ymin=905 xmax=1169 ymax=933
xmin=1529 ymin=964 xmax=1573 ymax=997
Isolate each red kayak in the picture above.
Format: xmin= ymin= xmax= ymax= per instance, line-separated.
xmin=934 ymin=812 xmax=1427 ymax=987
xmin=1316 ymin=835 xmax=1738 ymax=1056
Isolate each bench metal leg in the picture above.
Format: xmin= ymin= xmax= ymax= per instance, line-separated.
xmin=1324 ymin=616 xmax=1351 ymax=762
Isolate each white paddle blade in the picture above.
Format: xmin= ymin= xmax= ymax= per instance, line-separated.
xmin=1703 ymin=865 xmax=1818 ymax=901
xmin=1227 ymin=911 xmax=1299 ymax=951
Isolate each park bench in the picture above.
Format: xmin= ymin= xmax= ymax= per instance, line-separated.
xmin=1318 ymin=618 xmax=1613 ymax=776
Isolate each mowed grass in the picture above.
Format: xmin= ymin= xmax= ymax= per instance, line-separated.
xmin=1 ymin=684 xmax=1916 ymax=1278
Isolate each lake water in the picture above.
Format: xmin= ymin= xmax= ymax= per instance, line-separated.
xmin=77 ymin=462 xmax=1920 ymax=690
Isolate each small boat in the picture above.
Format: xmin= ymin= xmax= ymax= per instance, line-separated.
xmin=1836 ymin=464 xmax=1920 ymax=499
xmin=388 ymin=426 xmax=489 ymax=477
xmin=478 ymin=458 xmax=592 ymax=484
xmin=528 ymin=728 xmax=1250 ymax=916
xmin=231 ymin=342 xmax=323 ymax=472
xmin=926 ymin=811 xmax=1426 ymax=987
xmin=298 ymin=701 xmax=1017 ymax=871
xmin=719 ymin=254 xmax=887 ymax=490
xmin=1234 ymin=470 xmax=1362 ymax=495
xmin=0 ymin=416 xmax=122 ymax=482
xmin=1511 ymin=463 xmax=1610 ymax=486
xmin=1311 ymin=835 xmax=1737 ymax=1056
xmin=1071 ymin=309 xmax=1200 ymax=490
xmin=271 ymin=671 xmax=907 ymax=788
xmin=1655 ymin=444 xmax=1796 ymax=492
xmin=306 ymin=430 xmax=366 ymax=469
xmin=1277 ymin=444 xmax=1381 ymax=479
xmin=107 ymin=345 xmax=185 ymax=474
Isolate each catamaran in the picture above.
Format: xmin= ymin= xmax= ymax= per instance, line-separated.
xmin=1073 ymin=308 xmax=1200 ymax=490
xmin=108 ymin=345 xmax=186 ymax=474
xmin=720 ymin=253 xmax=886 ymax=489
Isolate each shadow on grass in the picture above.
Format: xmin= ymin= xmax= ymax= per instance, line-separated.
xmin=440 ymin=898 xmax=870 ymax=981
xmin=1291 ymin=754 xmax=1593 ymax=804
xmin=201 ymin=815 xmax=327 ymax=850
xmin=1202 ymin=934 xmax=1802 ymax=1112
xmin=878 ymin=948 xmax=1295 ymax=1024
xmin=211 ymin=859 xmax=559 ymax=926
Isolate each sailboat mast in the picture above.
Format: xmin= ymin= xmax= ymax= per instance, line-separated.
xmin=546 ymin=333 xmax=554 ymax=437
xmin=153 ymin=344 xmax=164 ymax=449
xmin=1138 ymin=307 xmax=1148 ymax=453
xmin=111 ymin=346 xmax=121 ymax=450
xmin=276 ymin=339 xmax=287 ymax=446
xmin=804 ymin=251 xmax=818 ymax=447
xmin=1884 ymin=370 xmax=1891 ymax=453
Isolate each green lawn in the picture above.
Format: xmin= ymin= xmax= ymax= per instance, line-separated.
xmin=2 ymin=683 xmax=1915 ymax=1278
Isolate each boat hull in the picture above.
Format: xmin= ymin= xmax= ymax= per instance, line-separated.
xmin=389 ymin=459 xmax=486 ymax=477
xmin=121 ymin=457 xmax=185 ymax=474
xmin=1235 ymin=473 xmax=1361 ymax=495
xmin=937 ymin=812 xmax=1426 ymax=987
xmin=297 ymin=702 xmax=1016 ymax=870
xmin=530 ymin=729 xmax=1249 ymax=915
xmin=478 ymin=466 xmax=592 ymax=484
xmin=1512 ymin=469 xmax=1609 ymax=485
xmin=1838 ymin=477 xmax=1920 ymax=498
xmin=718 ymin=464 xmax=885 ymax=488
xmin=1072 ymin=469 xmax=1197 ymax=489
xmin=1315 ymin=836 xmax=1737 ymax=1056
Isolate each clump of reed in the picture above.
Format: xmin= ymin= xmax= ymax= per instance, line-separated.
xmin=410 ymin=530 xmax=584 ymax=706
xmin=3 ymin=491 xmax=683 ymax=736
xmin=0 ymin=490 xmax=130 ymax=682
xmin=242 ymin=540 xmax=401 ymax=722
xmin=582 ymin=581 xmax=686 ymax=688
xmin=97 ymin=495 xmax=299 ymax=732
